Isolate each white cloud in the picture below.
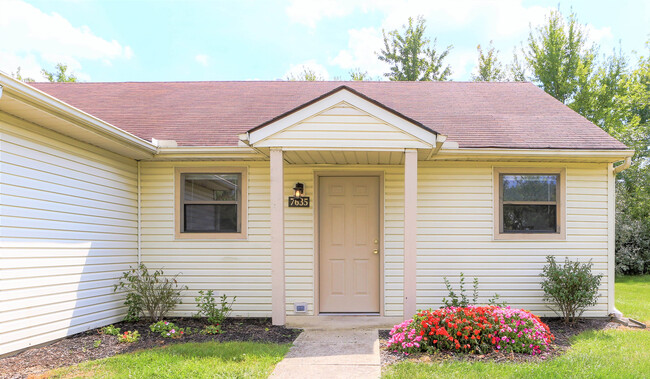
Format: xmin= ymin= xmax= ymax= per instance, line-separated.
xmin=283 ymin=60 xmax=330 ymax=80
xmin=0 ymin=0 xmax=133 ymax=80
xmin=329 ymin=27 xmax=388 ymax=78
xmin=285 ymin=0 xmax=360 ymax=28
xmin=195 ymin=54 xmax=209 ymax=67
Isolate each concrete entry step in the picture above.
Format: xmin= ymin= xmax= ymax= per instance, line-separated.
xmin=270 ymin=329 xmax=380 ymax=379
xmin=286 ymin=315 xmax=401 ymax=330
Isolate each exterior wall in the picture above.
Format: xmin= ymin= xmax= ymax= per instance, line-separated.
xmin=0 ymin=114 xmax=138 ymax=356
xmin=416 ymin=161 xmax=611 ymax=317
xmin=139 ymin=161 xmax=273 ymax=317
xmin=139 ymin=160 xmax=611 ymax=320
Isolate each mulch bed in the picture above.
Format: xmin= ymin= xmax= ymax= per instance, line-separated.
xmin=380 ymin=317 xmax=620 ymax=367
xmin=0 ymin=318 xmax=301 ymax=379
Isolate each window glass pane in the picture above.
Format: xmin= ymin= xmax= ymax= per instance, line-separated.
xmin=184 ymin=174 xmax=240 ymax=201
xmin=503 ymin=204 xmax=557 ymax=233
xmin=184 ymin=204 xmax=238 ymax=233
xmin=502 ymin=175 xmax=557 ymax=202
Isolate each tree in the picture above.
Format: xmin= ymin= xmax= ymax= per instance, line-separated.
xmin=378 ymin=16 xmax=453 ymax=81
xmin=11 ymin=67 xmax=34 ymax=82
xmin=41 ymin=63 xmax=78 ymax=82
xmin=472 ymin=41 xmax=505 ymax=81
xmin=349 ymin=68 xmax=371 ymax=81
xmin=286 ymin=66 xmax=323 ymax=81
xmin=524 ymin=9 xmax=596 ymax=105
xmin=508 ymin=49 xmax=528 ymax=81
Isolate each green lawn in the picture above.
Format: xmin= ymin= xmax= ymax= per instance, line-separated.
xmin=616 ymin=274 xmax=650 ymax=322
xmin=383 ymin=275 xmax=650 ymax=379
xmin=49 ymin=341 xmax=290 ymax=379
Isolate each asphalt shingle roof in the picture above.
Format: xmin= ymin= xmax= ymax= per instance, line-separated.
xmin=28 ymin=81 xmax=627 ymax=150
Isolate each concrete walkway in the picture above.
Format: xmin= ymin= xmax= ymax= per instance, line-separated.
xmin=270 ymin=329 xmax=381 ymax=379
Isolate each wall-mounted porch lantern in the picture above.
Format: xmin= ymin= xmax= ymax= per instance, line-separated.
xmin=293 ymin=182 xmax=305 ymax=198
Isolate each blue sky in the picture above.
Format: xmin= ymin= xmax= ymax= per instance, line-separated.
xmin=1 ymin=0 xmax=648 ymax=82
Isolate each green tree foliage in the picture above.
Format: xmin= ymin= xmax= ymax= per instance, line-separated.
xmin=286 ymin=66 xmax=322 ymax=81
xmin=378 ymin=16 xmax=452 ymax=81
xmin=42 ymin=63 xmax=78 ymax=82
xmin=472 ymin=41 xmax=505 ymax=81
xmin=524 ymin=9 xmax=596 ymax=105
xmin=11 ymin=67 xmax=35 ymax=82
xmin=613 ymin=44 xmax=650 ymax=275
xmin=349 ymin=68 xmax=371 ymax=81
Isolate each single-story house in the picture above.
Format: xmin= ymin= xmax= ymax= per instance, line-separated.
xmin=0 ymin=72 xmax=632 ymax=356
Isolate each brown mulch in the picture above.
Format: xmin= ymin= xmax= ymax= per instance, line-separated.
xmin=380 ymin=317 xmax=619 ymax=367
xmin=0 ymin=318 xmax=301 ymax=379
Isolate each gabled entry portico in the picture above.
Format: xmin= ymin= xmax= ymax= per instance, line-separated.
xmin=242 ymin=86 xmax=444 ymax=325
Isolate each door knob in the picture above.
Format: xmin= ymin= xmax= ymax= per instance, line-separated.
xmin=373 ymin=249 xmax=378 ymax=254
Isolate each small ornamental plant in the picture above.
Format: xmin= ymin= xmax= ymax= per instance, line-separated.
xmin=201 ymin=324 xmax=223 ymax=335
xmin=194 ymin=290 xmax=236 ymax=325
xmin=100 ymin=325 xmax=121 ymax=336
xmin=118 ymin=330 xmax=140 ymax=343
xmin=149 ymin=320 xmax=187 ymax=339
xmin=387 ymin=306 xmax=554 ymax=356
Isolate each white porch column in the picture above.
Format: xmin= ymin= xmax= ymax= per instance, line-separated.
xmin=404 ymin=149 xmax=418 ymax=319
xmin=270 ymin=148 xmax=286 ymax=325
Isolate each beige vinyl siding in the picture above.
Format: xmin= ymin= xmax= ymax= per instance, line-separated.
xmin=416 ymin=162 xmax=610 ymax=317
xmin=257 ymin=102 xmax=429 ymax=150
xmin=0 ymin=115 xmax=138 ymax=356
xmin=139 ymin=161 xmax=272 ymax=317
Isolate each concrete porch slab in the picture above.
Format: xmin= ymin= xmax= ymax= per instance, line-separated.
xmin=286 ymin=315 xmax=401 ymax=330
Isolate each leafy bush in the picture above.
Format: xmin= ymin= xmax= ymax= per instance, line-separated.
xmin=118 ymin=330 xmax=140 ymax=343
xmin=100 ymin=325 xmax=121 ymax=336
xmin=194 ymin=290 xmax=236 ymax=325
xmin=616 ymin=211 xmax=650 ymax=275
xmin=442 ymin=273 xmax=506 ymax=307
xmin=387 ymin=306 xmax=554 ymax=356
xmin=114 ymin=264 xmax=188 ymax=322
xmin=540 ymin=256 xmax=603 ymax=323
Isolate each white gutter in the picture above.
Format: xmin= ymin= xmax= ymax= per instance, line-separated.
xmin=0 ymin=72 xmax=157 ymax=155
xmin=435 ymin=148 xmax=634 ymax=162
xmin=613 ymin=156 xmax=632 ymax=174
xmin=154 ymin=146 xmax=263 ymax=160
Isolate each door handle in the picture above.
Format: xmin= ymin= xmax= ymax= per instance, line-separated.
xmin=373 ymin=249 xmax=378 ymax=254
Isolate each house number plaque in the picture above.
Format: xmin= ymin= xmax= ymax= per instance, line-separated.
xmin=288 ymin=196 xmax=310 ymax=207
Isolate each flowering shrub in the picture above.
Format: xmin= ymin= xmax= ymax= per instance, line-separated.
xmin=492 ymin=307 xmax=554 ymax=355
xmin=118 ymin=330 xmax=140 ymax=343
xmin=387 ymin=306 xmax=554 ymax=356
xmin=149 ymin=320 xmax=187 ymax=339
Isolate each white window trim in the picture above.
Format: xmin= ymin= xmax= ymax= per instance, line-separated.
xmin=493 ymin=167 xmax=566 ymax=241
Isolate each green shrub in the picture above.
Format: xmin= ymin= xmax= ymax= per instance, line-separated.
xmin=442 ymin=273 xmax=506 ymax=307
xmin=201 ymin=324 xmax=223 ymax=335
xmin=100 ymin=325 xmax=121 ymax=336
xmin=114 ymin=263 xmax=188 ymax=322
xmin=540 ymin=255 xmax=603 ymax=323
xmin=118 ymin=330 xmax=140 ymax=343
xmin=194 ymin=290 xmax=236 ymax=325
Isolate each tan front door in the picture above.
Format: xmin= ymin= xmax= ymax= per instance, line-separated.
xmin=319 ymin=176 xmax=380 ymax=313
